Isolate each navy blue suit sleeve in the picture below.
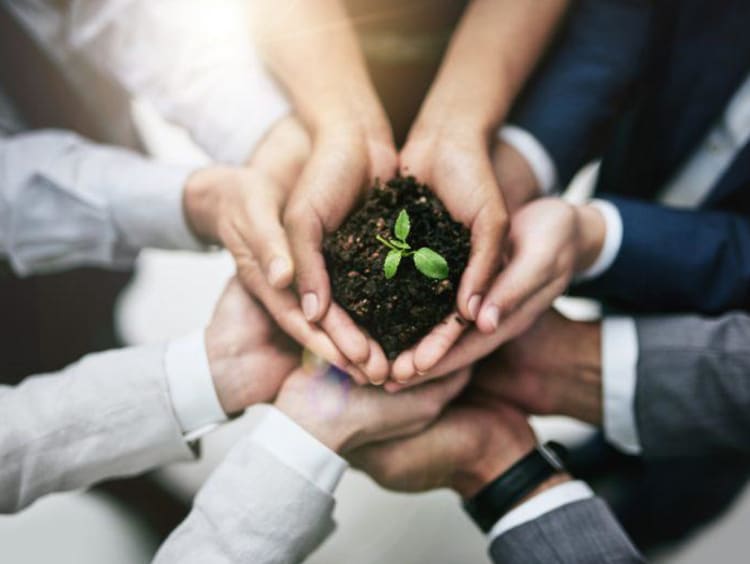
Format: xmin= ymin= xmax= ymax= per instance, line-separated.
xmin=509 ymin=0 xmax=653 ymax=186
xmin=574 ymin=195 xmax=750 ymax=313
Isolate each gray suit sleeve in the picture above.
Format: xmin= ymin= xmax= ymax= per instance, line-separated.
xmin=154 ymin=438 xmax=336 ymax=564
xmin=635 ymin=313 xmax=750 ymax=458
xmin=0 ymin=343 xmax=194 ymax=513
xmin=489 ymin=498 xmax=644 ymax=563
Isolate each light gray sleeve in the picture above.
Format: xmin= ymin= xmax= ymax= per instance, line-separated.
xmin=154 ymin=438 xmax=336 ymax=564
xmin=0 ymin=130 xmax=202 ymax=276
xmin=0 ymin=343 xmax=194 ymax=513
xmin=635 ymin=313 xmax=750 ymax=458
xmin=489 ymin=498 xmax=644 ymax=563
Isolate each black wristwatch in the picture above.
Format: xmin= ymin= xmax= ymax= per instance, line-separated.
xmin=463 ymin=441 xmax=568 ymax=533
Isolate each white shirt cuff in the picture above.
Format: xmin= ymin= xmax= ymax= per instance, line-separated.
xmin=164 ymin=330 xmax=227 ymax=441
xmin=109 ymin=160 xmax=207 ymax=254
xmin=487 ymin=480 xmax=594 ymax=541
xmin=602 ymin=317 xmax=642 ymax=454
xmin=251 ymin=407 xmax=348 ymax=495
xmin=498 ymin=125 xmax=558 ymax=195
xmin=576 ymin=199 xmax=623 ymax=281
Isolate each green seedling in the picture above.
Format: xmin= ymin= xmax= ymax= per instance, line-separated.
xmin=376 ymin=209 xmax=449 ymax=280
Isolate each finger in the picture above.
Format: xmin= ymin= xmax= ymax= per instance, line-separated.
xmin=457 ymin=200 xmax=508 ymax=322
xmin=283 ymin=199 xmax=331 ymax=323
xmin=388 ymin=313 xmax=467 ymax=385
xmin=361 ymin=335 xmax=390 ymax=386
xmin=390 ymin=348 xmax=416 ymax=384
xmin=412 ymin=312 xmax=468 ymax=378
xmin=476 ymin=244 xmax=554 ymax=333
xmin=239 ymin=182 xmax=295 ymax=289
xmin=234 ymin=248 xmax=353 ymax=372
xmin=319 ymin=302 xmax=370 ymax=369
xmin=430 ymin=280 xmax=568 ymax=380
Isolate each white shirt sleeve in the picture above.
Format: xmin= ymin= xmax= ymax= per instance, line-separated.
xmin=487 ymin=480 xmax=594 ymax=541
xmin=576 ymin=198 xmax=624 ymax=281
xmin=602 ymin=316 xmax=642 ymax=454
xmin=164 ymin=330 xmax=228 ymax=442
xmin=69 ymin=0 xmax=290 ymax=164
xmin=251 ymin=407 xmax=348 ymax=495
xmin=0 ymin=130 xmax=204 ymax=276
xmin=497 ymin=125 xmax=559 ymax=195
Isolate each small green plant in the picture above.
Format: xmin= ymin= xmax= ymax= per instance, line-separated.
xmin=376 ymin=209 xmax=449 ymax=280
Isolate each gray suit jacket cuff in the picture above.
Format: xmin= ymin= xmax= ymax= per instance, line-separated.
xmin=635 ymin=314 xmax=750 ymax=458
xmin=489 ymin=498 xmax=643 ymax=563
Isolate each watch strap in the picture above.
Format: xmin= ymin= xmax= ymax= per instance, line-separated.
xmin=463 ymin=441 xmax=567 ymax=533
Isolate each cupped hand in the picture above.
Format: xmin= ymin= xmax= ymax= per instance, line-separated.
xmin=205 ymin=277 xmax=299 ymax=415
xmin=389 ymin=195 xmax=601 ymax=387
xmin=281 ymin=120 xmax=398 ymax=382
xmin=184 ymin=117 xmax=393 ymax=384
xmin=274 ymin=362 xmax=470 ymax=454
xmin=389 ymin=125 xmax=509 ymax=382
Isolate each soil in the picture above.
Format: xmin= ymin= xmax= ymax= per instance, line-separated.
xmin=324 ymin=176 xmax=471 ymax=359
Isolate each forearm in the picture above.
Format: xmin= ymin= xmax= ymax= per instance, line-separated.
xmin=0 ymin=344 xmax=193 ymax=513
xmin=414 ymin=0 xmax=569 ymax=136
xmin=574 ymin=196 xmax=750 ymax=313
xmin=507 ymin=0 xmax=653 ymax=186
xmin=0 ymin=131 xmax=203 ymax=276
xmin=249 ymin=0 xmax=384 ymax=133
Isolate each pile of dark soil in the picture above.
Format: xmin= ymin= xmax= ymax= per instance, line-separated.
xmin=324 ymin=176 xmax=471 ymax=359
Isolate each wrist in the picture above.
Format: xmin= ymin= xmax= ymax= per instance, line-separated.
xmin=183 ymin=166 xmax=233 ymax=243
xmin=574 ymin=204 xmax=607 ymax=273
xmin=552 ymin=320 xmax=603 ymax=425
xmin=276 ymin=405 xmax=350 ymax=454
xmin=454 ymin=433 xmax=536 ymax=500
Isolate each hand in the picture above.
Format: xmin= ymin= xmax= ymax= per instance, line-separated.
xmin=389 ymin=0 xmax=570 ymax=383
xmin=205 ymin=278 xmax=299 ymax=415
xmin=471 ymin=310 xmax=603 ymax=425
xmin=390 ymin=125 xmax=509 ymax=381
xmin=274 ymin=363 xmax=470 ymax=453
xmin=184 ymin=118 xmax=388 ymax=384
xmin=248 ymin=0 xmax=399 ymax=384
xmin=184 ymin=116 xmax=309 ymax=289
xmin=280 ymin=121 xmax=398 ymax=383
xmin=349 ymin=397 xmax=569 ymax=499
xmin=389 ymin=197 xmax=604 ymax=387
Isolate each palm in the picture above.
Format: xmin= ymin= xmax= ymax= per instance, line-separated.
xmin=207 ymin=279 xmax=299 ymax=412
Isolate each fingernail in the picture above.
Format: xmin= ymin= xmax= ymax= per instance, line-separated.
xmin=267 ymin=256 xmax=290 ymax=287
xmin=467 ymin=294 xmax=482 ymax=320
xmin=302 ymin=293 xmax=319 ymax=321
xmin=485 ymin=304 xmax=500 ymax=330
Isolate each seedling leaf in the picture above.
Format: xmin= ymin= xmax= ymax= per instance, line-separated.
xmin=384 ymin=249 xmax=402 ymax=279
xmin=389 ymin=239 xmax=410 ymax=251
xmin=414 ymin=247 xmax=449 ymax=280
xmin=394 ymin=209 xmax=411 ymax=242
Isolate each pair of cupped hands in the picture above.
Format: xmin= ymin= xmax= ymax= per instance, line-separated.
xmin=189 ymin=112 xmax=600 ymax=497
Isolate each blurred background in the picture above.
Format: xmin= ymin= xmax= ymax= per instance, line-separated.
xmin=0 ymin=1 xmax=748 ymax=562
